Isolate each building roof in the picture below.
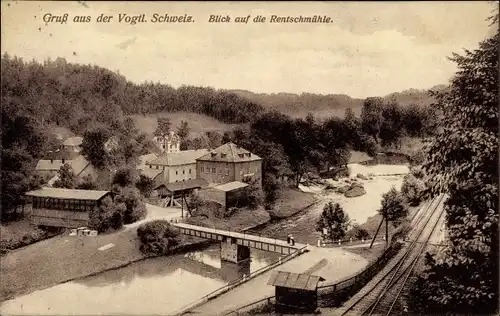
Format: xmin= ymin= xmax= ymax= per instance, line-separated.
xmin=35 ymin=155 xmax=91 ymax=175
xmin=156 ymin=178 xmax=209 ymax=192
xmin=25 ymin=187 xmax=111 ymax=200
xmin=267 ymin=271 xmax=325 ymax=291
xmin=137 ymin=153 xmax=158 ymax=170
xmin=197 ymin=142 xmax=262 ymax=163
xmin=147 ymin=149 xmax=209 ymax=166
xmin=213 ymin=181 xmax=249 ymax=192
xmin=43 ymin=148 xmax=80 ymax=161
xmin=62 ymin=136 xmax=83 ymax=147
xmin=140 ymin=168 xmax=163 ymax=180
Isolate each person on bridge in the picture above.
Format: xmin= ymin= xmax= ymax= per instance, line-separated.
xmin=287 ymin=234 xmax=292 ymax=244
xmin=290 ymin=236 xmax=295 ymax=246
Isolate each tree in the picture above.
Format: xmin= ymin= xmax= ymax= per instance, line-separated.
xmin=409 ymin=19 xmax=498 ymax=315
xmin=1 ymin=99 xmax=48 ymax=221
xmin=177 ymin=120 xmax=190 ymax=139
xmin=112 ymin=167 xmax=138 ymax=189
xmin=88 ymin=196 xmax=125 ymax=233
xmin=222 ymin=131 xmax=232 ymax=143
xmin=81 ymin=126 xmax=111 ymax=169
xmin=378 ymin=187 xmax=408 ymax=241
xmin=53 ymin=163 xmax=76 ymax=189
xmin=316 ymin=202 xmax=350 ymax=241
xmin=206 ymin=131 xmax=222 ymax=149
xmin=360 ymin=97 xmax=384 ymax=143
xmin=379 ymin=100 xmax=405 ymax=149
xmin=114 ymin=186 xmax=147 ymax=224
xmin=76 ymin=174 xmax=98 ymax=190
xmin=153 ymin=117 xmax=171 ymax=137
xmin=135 ymin=174 xmax=155 ymax=198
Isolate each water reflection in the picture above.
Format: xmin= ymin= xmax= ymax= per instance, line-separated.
xmin=1 ymin=244 xmax=281 ymax=315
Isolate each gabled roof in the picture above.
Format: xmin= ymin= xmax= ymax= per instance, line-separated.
xmin=35 ymin=155 xmax=91 ymax=175
xmin=63 ymin=136 xmax=83 ymax=147
xmin=213 ymin=181 xmax=248 ymax=192
xmin=140 ymin=168 xmax=163 ymax=180
xmin=267 ymin=271 xmax=325 ymax=291
xmin=147 ymin=149 xmax=209 ymax=166
xmin=197 ymin=142 xmax=262 ymax=163
xmin=26 ymin=187 xmax=111 ymax=200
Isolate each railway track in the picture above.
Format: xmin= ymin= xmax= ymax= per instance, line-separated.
xmin=336 ymin=193 xmax=447 ymax=316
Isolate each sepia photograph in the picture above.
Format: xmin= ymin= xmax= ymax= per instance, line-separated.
xmin=0 ymin=1 xmax=498 ymax=315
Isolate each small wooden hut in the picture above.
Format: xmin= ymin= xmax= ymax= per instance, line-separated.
xmin=267 ymin=270 xmax=325 ymax=313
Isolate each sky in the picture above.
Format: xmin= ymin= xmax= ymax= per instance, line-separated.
xmin=1 ymin=1 xmax=496 ymax=98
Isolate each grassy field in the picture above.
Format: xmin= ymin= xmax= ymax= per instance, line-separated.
xmin=185 ymin=207 xmax=271 ymax=232
xmin=128 ymin=111 xmax=238 ymax=137
xmin=267 ymin=188 xmax=319 ymax=219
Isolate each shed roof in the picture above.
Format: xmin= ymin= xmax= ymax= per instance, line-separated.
xmin=267 ymin=271 xmax=325 ymax=291
xmin=213 ymin=181 xmax=249 ymax=192
xmin=63 ymin=136 xmax=83 ymax=147
xmin=197 ymin=142 xmax=262 ymax=163
xmin=148 ymin=149 xmax=209 ymax=166
xmin=156 ymin=178 xmax=209 ymax=192
xmin=26 ymin=187 xmax=111 ymax=201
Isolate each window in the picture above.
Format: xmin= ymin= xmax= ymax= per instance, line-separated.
xmin=211 ymin=168 xmax=216 ymax=174
xmin=183 ymin=170 xmax=185 ymax=174
xmin=149 ymin=165 xmax=152 ymax=169
xmin=156 ymin=166 xmax=159 ymax=169
xmin=189 ymin=169 xmax=192 ymax=174
xmin=201 ymin=166 xmax=204 ymax=172
xmin=163 ymin=145 xmax=165 ymax=149
xmin=176 ymin=171 xmax=178 ymax=175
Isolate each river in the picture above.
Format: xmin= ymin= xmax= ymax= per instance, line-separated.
xmin=0 ymin=245 xmax=280 ymax=315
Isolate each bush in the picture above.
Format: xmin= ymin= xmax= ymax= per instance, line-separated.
xmin=89 ymin=196 xmax=125 ymax=233
xmin=401 ymin=174 xmax=426 ymax=206
xmin=349 ymin=225 xmax=370 ymax=240
xmin=137 ymin=220 xmax=179 ymax=256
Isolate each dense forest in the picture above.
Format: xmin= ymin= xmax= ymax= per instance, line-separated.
xmin=1 ymin=54 xmax=264 ymax=136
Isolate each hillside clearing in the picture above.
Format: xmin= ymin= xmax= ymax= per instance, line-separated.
xmin=128 ymin=111 xmax=238 ymax=137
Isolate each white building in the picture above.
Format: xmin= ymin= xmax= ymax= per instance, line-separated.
xmin=152 ymin=131 xmax=180 ymax=153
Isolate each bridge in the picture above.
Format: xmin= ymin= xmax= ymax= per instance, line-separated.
xmin=172 ymin=222 xmax=304 ymax=264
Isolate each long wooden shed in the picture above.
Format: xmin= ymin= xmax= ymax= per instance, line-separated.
xmin=25 ymin=187 xmax=113 ymax=228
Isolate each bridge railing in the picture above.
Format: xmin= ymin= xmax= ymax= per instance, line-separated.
xmin=170 ymin=245 xmax=308 ymax=316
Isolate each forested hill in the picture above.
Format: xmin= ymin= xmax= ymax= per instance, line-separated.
xmin=228 ymin=85 xmax=444 ymax=118
xmin=1 ymin=54 xmax=264 ymax=135
xmin=1 ymin=53 xmax=445 ymax=136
